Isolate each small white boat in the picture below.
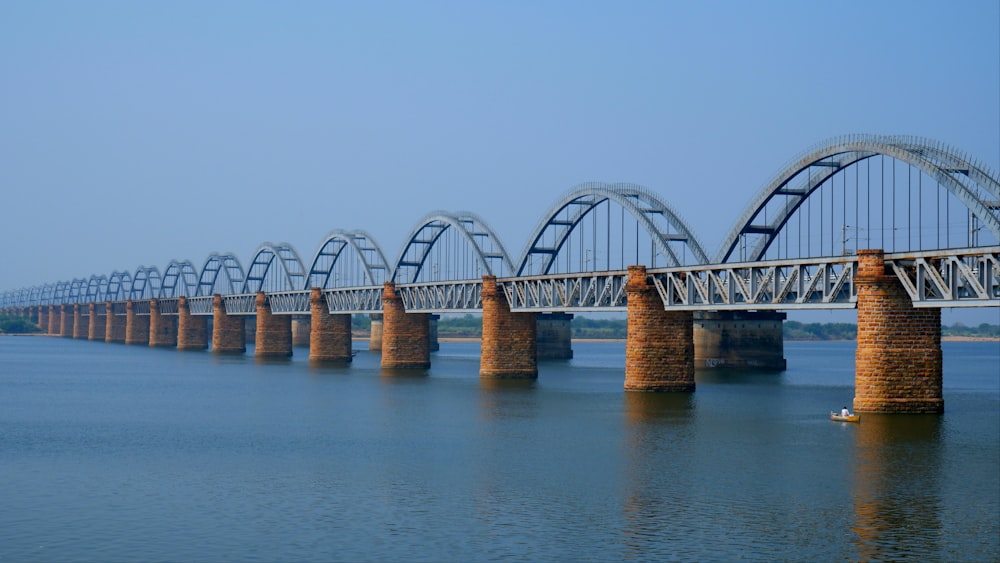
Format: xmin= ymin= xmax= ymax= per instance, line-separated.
xmin=830 ymin=412 xmax=860 ymax=423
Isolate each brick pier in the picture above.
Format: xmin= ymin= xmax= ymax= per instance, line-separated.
xmin=177 ymin=296 xmax=208 ymax=350
xmin=125 ymin=300 xmax=150 ymax=345
xmin=149 ymin=299 xmax=178 ymax=347
xmin=480 ymin=275 xmax=537 ymax=378
xmin=309 ymin=287 xmax=353 ymax=362
xmin=88 ymin=303 xmax=106 ymax=341
xmin=624 ymin=265 xmax=695 ymax=392
xmin=380 ymin=282 xmax=430 ymax=369
xmin=854 ymin=249 xmax=943 ymax=413
xmin=255 ymin=292 xmax=292 ymax=357
xmin=212 ymin=294 xmax=245 ymax=353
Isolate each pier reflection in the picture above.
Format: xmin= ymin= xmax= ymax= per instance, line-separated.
xmin=621 ymin=392 xmax=695 ymax=558
xmin=852 ymin=414 xmax=943 ymax=561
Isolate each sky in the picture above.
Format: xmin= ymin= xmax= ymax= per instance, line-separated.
xmin=1 ymin=0 xmax=998 ymax=324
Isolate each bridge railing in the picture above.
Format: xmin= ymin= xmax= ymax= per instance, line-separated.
xmin=323 ymin=286 xmax=383 ymax=314
xmin=887 ymin=246 xmax=1000 ymax=307
xmin=187 ymin=296 xmax=214 ymax=315
xmin=649 ymin=256 xmax=858 ymax=311
xmin=222 ymin=294 xmax=257 ymax=315
xmin=501 ymin=271 xmax=629 ymax=312
xmin=267 ymin=291 xmax=310 ymax=314
xmin=397 ymin=281 xmax=483 ymax=313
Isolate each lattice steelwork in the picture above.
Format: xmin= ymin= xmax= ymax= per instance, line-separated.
xmin=720 ymin=135 xmax=1000 ymax=263
xmin=518 ymin=182 xmax=709 ymax=277
xmin=197 ymin=253 xmax=245 ymax=297
xmin=888 ymin=247 xmax=1000 ymax=306
xmin=392 ymin=211 xmax=513 ymax=283
xmin=308 ymin=229 xmax=390 ymax=289
xmin=161 ymin=260 xmax=198 ymax=298
xmin=243 ymin=243 xmax=307 ymax=294
xmin=323 ymin=287 xmax=383 ymax=314
xmin=502 ymin=272 xmax=629 ymax=312
xmin=397 ymin=281 xmax=483 ymax=312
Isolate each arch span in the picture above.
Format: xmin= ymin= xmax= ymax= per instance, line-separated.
xmin=197 ymin=253 xmax=245 ymax=296
xmin=718 ymin=134 xmax=1000 ymax=263
xmin=130 ymin=266 xmax=162 ymax=300
xmin=243 ymin=243 xmax=307 ymax=293
xmin=307 ymin=229 xmax=390 ymax=289
xmin=161 ymin=260 xmax=199 ymax=298
xmin=517 ymin=182 xmax=709 ymax=276
xmin=392 ymin=211 xmax=514 ymax=283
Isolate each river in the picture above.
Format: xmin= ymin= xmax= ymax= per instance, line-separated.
xmin=1 ymin=336 xmax=997 ymax=562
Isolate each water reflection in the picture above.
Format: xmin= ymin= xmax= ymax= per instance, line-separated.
xmin=852 ymin=415 xmax=943 ymax=561
xmin=621 ymin=392 xmax=696 ymax=558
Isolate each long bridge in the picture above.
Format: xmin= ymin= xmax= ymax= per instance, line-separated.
xmin=2 ymin=134 xmax=998 ymax=413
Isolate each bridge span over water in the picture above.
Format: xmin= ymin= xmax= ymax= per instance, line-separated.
xmin=3 ymin=135 xmax=999 ymax=414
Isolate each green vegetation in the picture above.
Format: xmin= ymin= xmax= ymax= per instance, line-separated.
xmin=0 ymin=314 xmax=41 ymax=334
xmin=942 ymin=323 xmax=1000 ymax=339
xmin=783 ymin=321 xmax=856 ymax=341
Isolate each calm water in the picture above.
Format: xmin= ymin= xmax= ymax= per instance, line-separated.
xmin=1 ymin=336 xmax=997 ymax=562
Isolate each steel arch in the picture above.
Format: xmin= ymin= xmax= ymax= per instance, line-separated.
xmin=307 ymin=229 xmax=390 ymax=289
xmin=107 ymin=271 xmax=132 ymax=302
xmin=52 ymin=281 xmax=72 ymax=305
xmin=87 ymin=275 xmax=109 ymax=303
xmin=718 ymin=134 xmax=1000 ymax=263
xmin=130 ymin=266 xmax=162 ymax=300
xmin=517 ymin=182 xmax=709 ymax=276
xmin=243 ymin=243 xmax=307 ymax=293
xmin=391 ymin=211 xmax=515 ymax=283
xmin=160 ymin=260 xmax=199 ymax=298
xmin=197 ymin=253 xmax=245 ymax=296
xmin=29 ymin=285 xmax=45 ymax=306
xmin=68 ymin=278 xmax=88 ymax=304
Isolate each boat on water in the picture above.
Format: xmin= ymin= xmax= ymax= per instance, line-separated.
xmin=830 ymin=412 xmax=860 ymax=423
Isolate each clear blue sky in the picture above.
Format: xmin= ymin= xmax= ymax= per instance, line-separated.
xmin=2 ymin=1 xmax=998 ymax=324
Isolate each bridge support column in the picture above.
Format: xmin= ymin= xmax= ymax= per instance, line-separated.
xmin=88 ymin=303 xmax=106 ymax=341
xmin=536 ymin=312 xmax=573 ymax=359
xmin=36 ymin=306 xmax=47 ymax=332
xmin=291 ymin=315 xmax=311 ymax=347
xmin=48 ymin=306 xmax=59 ymax=335
xmin=308 ymin=287 xmax=353 ymax=362
xmin=854 ymin=249 xmax=943 ymax=413
xmin=480 ymin=276 xmax=537 ymax=379
xmin=212 ymin=294 xmax=245 ymax=353
xmin=149 ymin=299 xmax=178 ymax=347
xmin=105 ymin=302 xmax=126 ymax=343
xmin=59 ymin=305 xmax=73 ymax=337
xmin=693 ymin=311 xmax=787 ymax=370
xmin=255 ymin=292 xmax=292 ymax=357
xmin=72 ymin=304 xmax=88 ymax=339
xmin=368 ymin=314 xmax=383 ymax=352
xmin=380 ymin=282 xmax=430 ymax=369
xmin=125 ymin=301 xmax=150 ymax=345
xmin=429 ymin=314 xmax=440 ymax=352
xmin=177 ymin=297 xmax=208 ymax=350
xmin=624 ymin=265 xmax=695 ymax=392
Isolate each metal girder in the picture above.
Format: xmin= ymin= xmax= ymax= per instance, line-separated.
xmin=649 ymin=257 xmax=858 ymax=311
xmin=396 ymin=281 xmax=483 ymax=313
xmin=501 ymin=272 xmax=629 ymax=312
xmin=131 ymin=300 xmax=151 ymax=315
xmin=392 ymin=211 xmax=514 ymax=283
xmin=198 ymin=253 xmax=245 ymax=296
xmin=887 ymin=247 xmax=1000 ymax=307
xmin=156 ymin=298 xmax=179 ymax=315
xmin=222 ymin=294 xmax=257 ymax=315
xmin=187 ymin=296 xmax=214 ymax=315
xmin=266 ymin=291 xmax=311 ymax=314
xmin=323 ymin=287 xmax=383 ymax=314
xmin=307 ymin=229 xmax=390 ymax=289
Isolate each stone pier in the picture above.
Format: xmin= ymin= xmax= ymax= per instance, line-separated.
xmin=255 ymin=292 xmax=292 ymax=357
xmin=177 ymin=296 xmax=208 ymax=350
xmin=149 ymin=299 xmax=178 ymax=347
xmin=380 ymin=282 xmax=430 ymax=369
xmin=308 ymin=287 xmax=353 ymax=362
xmin=125 ymin=300 xmax=150 ymax=345
xmin=480 ymin=276 xmax=537 ymax=378
xmin=693 ymin=311 xmax=786 ymax=370
xmin=536 ymin=312 xmax=573 ymax=359
xmin=854 ymin=249 xmax=943 ymax=413
xmin=212 ymin=294 xmax=245 ymax=353
xmin=72 ymin=304 xmax=88 ymax=339
xmin=47 ymin=306 xmax=59 ymax=335
xmin=105 ymin=302 xmax=126 ymax=343
xmin=36 ymin=306 xmax=47 ymax=332
xmin=624 ymin=265 xmax=695 ymax=392
xmin=88 ymin=303 xmax=106 ymax=341
xmin=59 ymin=305 xmax=73 ymax=337
xmin=368 ymin=314 xmax=383 ymax=352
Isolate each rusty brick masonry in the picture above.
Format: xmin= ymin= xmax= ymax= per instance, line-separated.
xmin=177 ymin=296 xmax=208 ymax=350
xmin=59 ymin=305 xmax=73 ymax=337
xmin=625 ymin=265 xmax=695 ymax=392
xmin=480 ymin=276 xmax=537 ymax=378
xmin=212 ymin=294 xmax=246 ymax=353
xmin=380 ymin=282 xmax=431 ymax=369
xmin=125 ymin=300 xmax=150 ymax=345
xmin=309 ymin=287 xmax=353 ymax=362
xmin=105 ymin=302 xmax=126 ymax=343
xmin=854 ymin=249 xmax=943 ymax=413
xmin=149 ymin=299 xmax=178 ymax=347
xmin=255 ymin=292 xmax=292 ymax=357
xmin=88 ymin=303 xmax=106 ymax=341
xmin=72 ymin=304 xmax=88 ymax=339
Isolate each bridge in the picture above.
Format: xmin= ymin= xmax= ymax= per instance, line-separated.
xmin=2 ymin=134 xmax=998 ymax=413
